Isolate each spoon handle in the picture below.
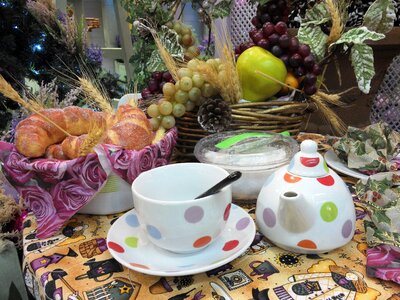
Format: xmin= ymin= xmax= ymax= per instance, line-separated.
xmin=195 ymin=171 xmax=242 ymax=199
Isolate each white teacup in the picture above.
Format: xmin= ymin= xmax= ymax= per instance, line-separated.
xmin=131 ymin=163 xmax=232 ymax=253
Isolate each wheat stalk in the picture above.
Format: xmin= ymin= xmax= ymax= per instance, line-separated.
xmin=78 ymin=77 xmax=113 ymax=113
xmin=309 ymin=91 xmax=347 ymax=134
xmin=212 ymin=20 xmax=241 ymax=103
xmin=0 ymin=75 xmax=71 ymax=137
xmin=78 ymin=116 xmax=108 ymax=157
xmin=326 ymin=0 xmax=345 ymax=45
xmin=151 ymin=30 xmax=180 ymax=82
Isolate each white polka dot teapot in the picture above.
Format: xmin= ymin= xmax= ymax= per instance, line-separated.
xmin=256 ymin=140 xmax=356 ymax=254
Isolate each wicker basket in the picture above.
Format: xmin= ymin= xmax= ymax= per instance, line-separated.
xmin=175 ymin=100 xmax=312 ymax=160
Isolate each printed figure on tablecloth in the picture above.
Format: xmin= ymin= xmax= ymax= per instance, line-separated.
xmin=79 ymin=238 xmax=107 ymax=258
xmin=249 ymin=260 xmax=279 ymax=280
xmin=149 ymin=276 xmax=195 ymax=295
xmin=24 ymin=219 xmax=88 ymax=253
xmin=41 ymin=270 xmax=141 ymax=300
xmin=82 ymin=277 xmax=141 ymax=300
xmin=253 ymin=259 xmax=381 ymax=300
xmin=30 ymin=248 xmax=78 ymax=272
xmin=75 ymin=258 xmax=124 ymax=282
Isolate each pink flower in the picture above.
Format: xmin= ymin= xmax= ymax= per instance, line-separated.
xmin=109 ymin=149 xmax=135 ymax=171
xmin=68 ymin=154 xmax=107 ymax=190
xmin=30 ymin=158 xmax=68 ymax=183
xmin=51 ymin=178 xmax=96 ymax=218
xmin=127 ymin=147 xmax=156 ymax=183
xmin=19 ymin=185 xmax=64 ymax=238
xmin=367 ymin=244 xmax=400 ymax=284
xmin=3 ymin=151 xmax=33 ymax=184
xmin=158 ymin=127 xmax=178 ymax=157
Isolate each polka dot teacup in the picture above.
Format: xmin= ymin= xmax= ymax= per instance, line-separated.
xmin=132 ymin=163 xmax=233 ymax=253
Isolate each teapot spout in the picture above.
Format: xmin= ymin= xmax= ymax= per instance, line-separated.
xmin=278 ymin=191 xmax=315 ymax=233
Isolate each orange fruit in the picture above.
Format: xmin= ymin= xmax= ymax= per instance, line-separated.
xmin=280 ymin=72 xmax=299 ymax=95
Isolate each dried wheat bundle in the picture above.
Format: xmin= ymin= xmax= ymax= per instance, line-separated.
xmin=0 ymin=75 xmax=71 ymax=137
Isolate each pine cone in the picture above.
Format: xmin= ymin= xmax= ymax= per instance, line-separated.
xmin=197 ymin=97 xmax=232 ymax=133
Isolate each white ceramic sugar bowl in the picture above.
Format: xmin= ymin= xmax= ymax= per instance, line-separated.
xmin=256 ymin=140 xmax=356 ymax=254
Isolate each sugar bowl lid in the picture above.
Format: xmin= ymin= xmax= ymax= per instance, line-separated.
xmin=287 ymin=140 xmax=329 ymax=177
xmin=194 ymin=130 xmax=299 ymax=171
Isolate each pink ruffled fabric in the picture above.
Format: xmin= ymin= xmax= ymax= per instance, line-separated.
xmin=366 ymin=244 xmax=400 ymax=284
xmin=0 ymin=128 xmax=177 ymax=238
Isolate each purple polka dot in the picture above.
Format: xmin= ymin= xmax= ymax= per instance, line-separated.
xmin=146 ymin=225 xmax=162 ymax=240
xmin=126 ymin=214 xmax=140 ymax=227
xmin=342 ymin=220 xmax=353 ymax=238
xmin=236 ymin=217 xmax=250 ymax=230
xmin=263 ymin=208 xmax=276 ymax=228
xmin=184 ymin=206 xmax=204 ymax=223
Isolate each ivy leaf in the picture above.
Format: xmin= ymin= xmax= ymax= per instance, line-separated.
xmin=297 ymin=3 xmax=330 ymax=62
xmin=331 ymin=27 xmax=385 ymax=46
xmin=354 ymin=140 xmax=367 ymax=156
xmin=297 ymin=25 xmax=327 ymax=62
xmin=147 ymin=26 xmax=184 ymax=73
xmin=211 ymin=0 xmax=233 ymax=19
xmin=350 ymin=44 xmax=375 ymax=94
xmin=363 ymin=0 xmax=395 ymax=34
xmin=302 ymin=2 xmax=330 ymax=25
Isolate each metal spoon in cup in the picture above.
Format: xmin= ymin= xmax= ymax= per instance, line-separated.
xmin=195 ymin=171 xmax=242 ymax=199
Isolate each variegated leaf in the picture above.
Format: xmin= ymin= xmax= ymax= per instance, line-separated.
xmin=363 ymin=0 xmax=395 ymax=34
xmin=297 ymin=25 xmax=327 ymax=62
xmin=147 ymin=26 xmax=184 ymax=72
xmin=350 ymin=44 xmax=375 ymax=94
xmin=302 ymin=2 xmax=330 ymax=25
xmin=332 ymin=27 xmax=385 ymax=46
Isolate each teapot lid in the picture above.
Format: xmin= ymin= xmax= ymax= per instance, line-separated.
xmin=287 ymin=140 xmax=329 ymax=177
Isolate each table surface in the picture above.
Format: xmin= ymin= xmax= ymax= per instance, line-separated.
xmin=22 ymin=178 xmax=400 ymax=300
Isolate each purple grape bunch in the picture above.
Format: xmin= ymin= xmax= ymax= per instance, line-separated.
xmin=141 ymin=71 xmax=175 ymax=99
xmin=235 ymin=0 xmax=321 ymax=96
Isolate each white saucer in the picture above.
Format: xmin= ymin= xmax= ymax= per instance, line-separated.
xmin=324 ymin=150 xmax=368 ymax=180
xmin=107 ymin=204 xmax=256 ymax=276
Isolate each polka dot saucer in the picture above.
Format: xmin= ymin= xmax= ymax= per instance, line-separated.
xmin=107 ymin=204 xmax=256 ymax=276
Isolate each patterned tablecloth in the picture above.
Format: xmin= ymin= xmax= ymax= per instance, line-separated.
xmin=22 ymin=181 xmax=400 ymax=300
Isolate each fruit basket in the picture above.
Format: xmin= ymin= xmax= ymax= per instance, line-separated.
xmin=135 ymin=0 xmax=395 ymax=161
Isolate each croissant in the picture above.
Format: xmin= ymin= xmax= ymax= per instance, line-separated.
xmin=103 ymin=104 xmax=153 ymax=151
xmin=15 ymin=105 xmax=153 ymax=159
xmin=45 ymin=144 xmax=68 ymax=160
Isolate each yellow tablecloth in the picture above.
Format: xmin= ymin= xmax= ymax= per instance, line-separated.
xmin=22 ymin=196 xmax=399 ymax=300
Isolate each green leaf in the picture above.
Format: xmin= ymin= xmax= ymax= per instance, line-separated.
xmin=350 ymin=44 xmax=375 ymax=94
xmin=147 ymin=26 xmax=184 ymax=73
xmin=363 ymin=0 xmax=395 ymax=34
xmin=297 ymin=25 xmax=327 ymax=62
xmin=211 ymin=0 xmax=233 ymax=19
xmin=332 ymin=27 xmax=385 ymax=46
xmin=297 ymin=3 xmax=330 ymax=62
xmin=354 ymin=140 xmax=367 ymax=156
xmin=302 ymin=2 xmax=330 ymax=25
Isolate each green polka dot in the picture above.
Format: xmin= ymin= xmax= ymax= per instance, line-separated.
xmin=320 ymin=202 xmax=338 ymax=222
xmin=323 ymin=160 xmax=329 ymax=173
xmin=125 ymin=236 xmax=139 ymax=248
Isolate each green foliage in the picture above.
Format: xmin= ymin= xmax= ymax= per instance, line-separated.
xmin=120 ymin=0 xmax=177 ymax=89
xmin=211 ymin=0 xmax=233 ymax=19
xmin=147 ymin=26 xmax=185 ymax=73
xmin=331 ymin=27 xmax=385 ymax=46
xmin=297 ymin=3 xmax=330 ymax=62
xmin=363 ymin=0 xmax=395 ymax=34
xmin=300 ymin=0 xmax=394 ymax=95
xmin=350 ymin=44 xmax=375 ymax=94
